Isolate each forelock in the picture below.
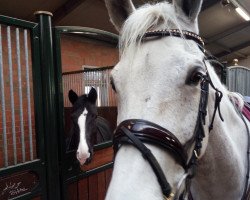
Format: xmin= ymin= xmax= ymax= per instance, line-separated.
xmin=119 ymin=2 xmax=189 ymax=56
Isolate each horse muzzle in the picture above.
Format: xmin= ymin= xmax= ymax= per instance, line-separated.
xmin=76 ymin=151 xmax=91 ymax=165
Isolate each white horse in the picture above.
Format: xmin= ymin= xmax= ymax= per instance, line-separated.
xmin=104 ymin=0 xmax=249 ymax=199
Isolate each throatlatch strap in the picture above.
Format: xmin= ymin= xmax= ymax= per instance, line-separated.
xmin=120 ymin=127 xmax=172 ymax=198
xmin=202 ymin=66 xmax=224 ymax=132
xmin=209 ymin=89 xmax=224 ymax=132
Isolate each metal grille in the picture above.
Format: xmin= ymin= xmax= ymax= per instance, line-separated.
xmin=62 ymin=67 xmax=117 ymax=107
xmin=0 ymin=25 xmax=36 ymax=168
xmin=226 ymin=66 xmax=250 ymax=96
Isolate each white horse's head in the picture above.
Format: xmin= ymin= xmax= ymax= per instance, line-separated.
xmin=105 ymin=0 xmax=250 ymax=199
xmin=104 ymin=0 xmax=219 ymax=199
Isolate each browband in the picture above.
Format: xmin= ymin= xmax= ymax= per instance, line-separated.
xmin=144 ymin=29 xmax=205 ymax=52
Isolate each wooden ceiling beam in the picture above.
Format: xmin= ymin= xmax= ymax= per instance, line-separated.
xmin=205 ymin=40 xmax=248 ymax=59
xmin=215 ymin=40 xmax=250 ymax=58
xmin=206 ymin=21 xmax=250 ymax=44
xmin=53 ymin=0 xmax=87 ymax=24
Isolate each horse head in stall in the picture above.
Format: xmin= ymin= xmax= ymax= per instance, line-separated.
xmin=104 ymin=0 xmax=250 ymax=199
xmin=67 ymin=87 xmax=112 ymax=165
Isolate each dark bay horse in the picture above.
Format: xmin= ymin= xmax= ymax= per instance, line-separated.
xmin=66 ymin=88 xmax=112 ymax=165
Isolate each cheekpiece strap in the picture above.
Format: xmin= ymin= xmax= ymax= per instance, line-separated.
xmin=119 ymin=126 xmax=173 ymax=198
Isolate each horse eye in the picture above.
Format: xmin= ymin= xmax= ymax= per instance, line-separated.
xmin=110 ymin=77 xmax=117 ymax=92
xmin=186 ymin=67 xmax=205 ymax=85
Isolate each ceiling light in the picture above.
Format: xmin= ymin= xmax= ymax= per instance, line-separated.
xmin=233 ymin=58 xmax=239 ymax=66
xmin=230 ymin=0 xmax=250 ymax=21
xmin=235 ymin=7 xmax=250 ymax=21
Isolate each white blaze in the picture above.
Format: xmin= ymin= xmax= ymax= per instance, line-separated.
xmin=77 ymin=108 xmax=90 ymax=164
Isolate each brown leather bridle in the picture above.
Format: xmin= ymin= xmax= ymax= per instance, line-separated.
xmin=113 ymin=29 xmax=249 ymax=200
xmin=114 ymin=70 xmax=211 ymax=199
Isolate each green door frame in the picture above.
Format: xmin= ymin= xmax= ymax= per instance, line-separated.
xmin=34 ymin=12 xmax=62 ymax=200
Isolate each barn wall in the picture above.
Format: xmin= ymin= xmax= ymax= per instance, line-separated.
xmin=60 ymin=34 xmax=119 ymax=73
xmin=60 ymin=33 xmax=118 ymax=108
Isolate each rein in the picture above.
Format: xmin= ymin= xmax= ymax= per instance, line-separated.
xmin=113 ymin=29 xmax=250 ymax=200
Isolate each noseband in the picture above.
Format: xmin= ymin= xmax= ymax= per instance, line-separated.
xmin=113 ymin=29 xmax=248 ymax=199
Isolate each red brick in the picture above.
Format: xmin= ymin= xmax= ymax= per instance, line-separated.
xmin=61 ymin=34 xmax=119 ymax=72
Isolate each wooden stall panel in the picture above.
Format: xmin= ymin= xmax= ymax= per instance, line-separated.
xmin=81 ymin=146 xmax=113 ymax=171
xmin=97 ymin=171 xmax=106 ymax=200
xmin=105 ymin=168 xmax=113 ymax=191
xmin=77 ymin=168 xmax=113 ymax=200
xmin=78 ymin=178 xmax=89 ymax=200
xmin=67 ymin=182 xmax=78 ymax=200
xmin=32 ymin=196 xmax=42 ymax=200
xmin=88 ymin=173 xmax=98 ymax=200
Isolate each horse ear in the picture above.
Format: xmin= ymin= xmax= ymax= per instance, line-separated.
xmin=88 ymin=87 xmax=97 ymax=104
xmin=174 ymin=0 xmax=203 ymax=21
xmin=68 ymin=89 xmax=78 ymax=105
xmin=105 ymin=0 xmax=135 ymax=31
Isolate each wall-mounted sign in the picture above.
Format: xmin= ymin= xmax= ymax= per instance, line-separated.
xmin=0 ymin=171 xmax=39 ymax=199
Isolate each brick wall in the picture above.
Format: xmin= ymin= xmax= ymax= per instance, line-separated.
xmin=61 ymin=34 xmax=119 ymax=73
xmin=0 ymin=25 xmax=36 ymax=168
xmin=60 ymin=34 xmax=119 ymax=106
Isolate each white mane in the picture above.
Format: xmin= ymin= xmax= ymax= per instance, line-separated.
xmin=119 ymin=2 xmax=183 ymax=55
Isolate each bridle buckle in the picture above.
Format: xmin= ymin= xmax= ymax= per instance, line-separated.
xmin=164 ymin=192 xmax=175 ymax=200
